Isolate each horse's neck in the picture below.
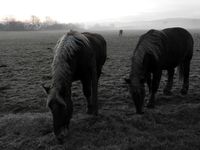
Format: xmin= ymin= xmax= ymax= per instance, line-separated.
xmin=52 ymin=80 xmax=71 ymax=100
xmin=131 ymin=63 xmax=145 ymax=80
xmin=131 ymin=50 xmax=146 ymax=82
xmin=134 ymin=46 xmax=146 ymax=63
xmin=52 ymin=66 xmax=72 ymax=97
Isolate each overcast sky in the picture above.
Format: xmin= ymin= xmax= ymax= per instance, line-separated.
xmin=0 ymin=0 xmax=199 ymax=23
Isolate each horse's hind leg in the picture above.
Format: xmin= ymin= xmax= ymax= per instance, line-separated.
xmin=91 ymin=65 xmax=98 ymax=115
xmin=147 ymin=70 xmax=162 ymax=108
xmin=82 ymin=80 xmax=93 ymax=114
xmin=180 ymin=61 xmax=190 ymax=95
xmin=146 ymin=72 xmax=152 ymax=94
xmin=163 ymin=68 xmax=174 ymax=95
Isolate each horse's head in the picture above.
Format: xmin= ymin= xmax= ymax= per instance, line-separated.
xmin=125 ymin=77 xmax=145 ymax=114
xmin=42 ymin=84 xmax=72 ymax=142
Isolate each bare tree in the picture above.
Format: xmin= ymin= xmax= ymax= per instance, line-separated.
xmin=30 ymin=15 xmax=41 ymax=30
xmin=3 ymin=17 xmax=24 ymax=31
xmin=44 ymin=16 xmax=56 ymax=25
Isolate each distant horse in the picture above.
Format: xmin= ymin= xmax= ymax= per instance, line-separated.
xmin=119 ymin=29 xmax=123 ymax=37
xmin=125 ymin=27 xmax=193 ymax=114
xmin=43 ymin=31 xmax=107 ymax=142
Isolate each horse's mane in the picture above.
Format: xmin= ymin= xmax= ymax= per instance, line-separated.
xmin=134 ymin=29 xmax=167 ymax=62
xmin=52 ymin=31 xmax=90 ymax=89
xmin=130 ymin=29 xmax=168 ymax=86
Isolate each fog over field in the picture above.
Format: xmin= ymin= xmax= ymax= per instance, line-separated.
xmin=86 ymin=18 xmax=200 ymax=30
xmin=1 ymin=0 xmax=200 ymax=30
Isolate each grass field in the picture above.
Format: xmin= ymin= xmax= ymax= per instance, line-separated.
xmin=0 ymin=29 xmax=200 ymax=150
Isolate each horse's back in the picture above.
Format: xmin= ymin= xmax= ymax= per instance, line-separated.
xmin=71 ymin=32 xmax=106 ymax=81
xmin=82 ymin=32 xmax=107 ymax=66
xmin=162 ymin=27 xmax=192 ymax=40
xmin=162 ymin=27 xmax=193 ymax=60
xmin=157 ymin=27 xmax=193 ymax=69
xmin=136 ymin=27 xmax=194 ymax=70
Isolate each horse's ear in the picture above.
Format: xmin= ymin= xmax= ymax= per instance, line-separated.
xmin=124 ymin=78 xmax=131 ymax=84
xmin=42 ymin=83 xmax=50 ymax=95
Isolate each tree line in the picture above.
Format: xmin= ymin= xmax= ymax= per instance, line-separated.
xmin=0 ymin=16 xmax=83 ymax=31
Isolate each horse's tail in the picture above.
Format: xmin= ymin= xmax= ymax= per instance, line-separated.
xmin=177 ymin=63 xmax=184 ymax=81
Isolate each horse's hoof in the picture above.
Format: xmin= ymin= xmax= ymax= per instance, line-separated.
xmin=93 ymin=110 xmax=98 ymax=116
xmin=180 ymin=89 xmax=187 ymax=95
xmin=87 ymin=109 xmax=98 ymax=116
xmin=136 ymin=111 xmax=144 ymax=114
xmin=56 ymin=137 xmax=64 ymax=145
xmin=87 ymin=109 xmax=93 ymax=115
xmin=146 ymin=103 xmax=155 ymax=109
xmin=163 ymin=90 xmax=172 ymax=96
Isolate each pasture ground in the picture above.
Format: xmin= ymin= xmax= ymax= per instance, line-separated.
xmin=0 ymin=30 xmax=200 ymax=150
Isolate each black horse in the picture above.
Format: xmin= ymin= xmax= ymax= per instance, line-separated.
xmin=125 ymin=27 xmax=193 ymax=114
xmin=119 ymin=29 xmax=123 ymax=37
xmin=43 ymin=31 xmax=107 ymax=142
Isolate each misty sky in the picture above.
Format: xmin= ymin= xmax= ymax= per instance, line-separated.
xmin=0 ymin=0 xmax=199 ymax=23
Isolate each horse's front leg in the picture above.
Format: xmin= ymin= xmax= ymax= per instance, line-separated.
xmin=163 ymin=68 xmax=174 ymax=95
xmin=147 ymin=70 xmax=162 ymax=108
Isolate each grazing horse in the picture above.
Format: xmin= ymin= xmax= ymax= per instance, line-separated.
xmin=43 ymin=31 xmax=107 ymax=142
xmin=119 ymin=29 xmax=123 ymax=37
xmin=125 ymin=27 xmax=193 ymax=114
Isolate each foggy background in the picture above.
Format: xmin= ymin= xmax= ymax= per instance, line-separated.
xmin=0 ymin=0 xmax=200 ymax=30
